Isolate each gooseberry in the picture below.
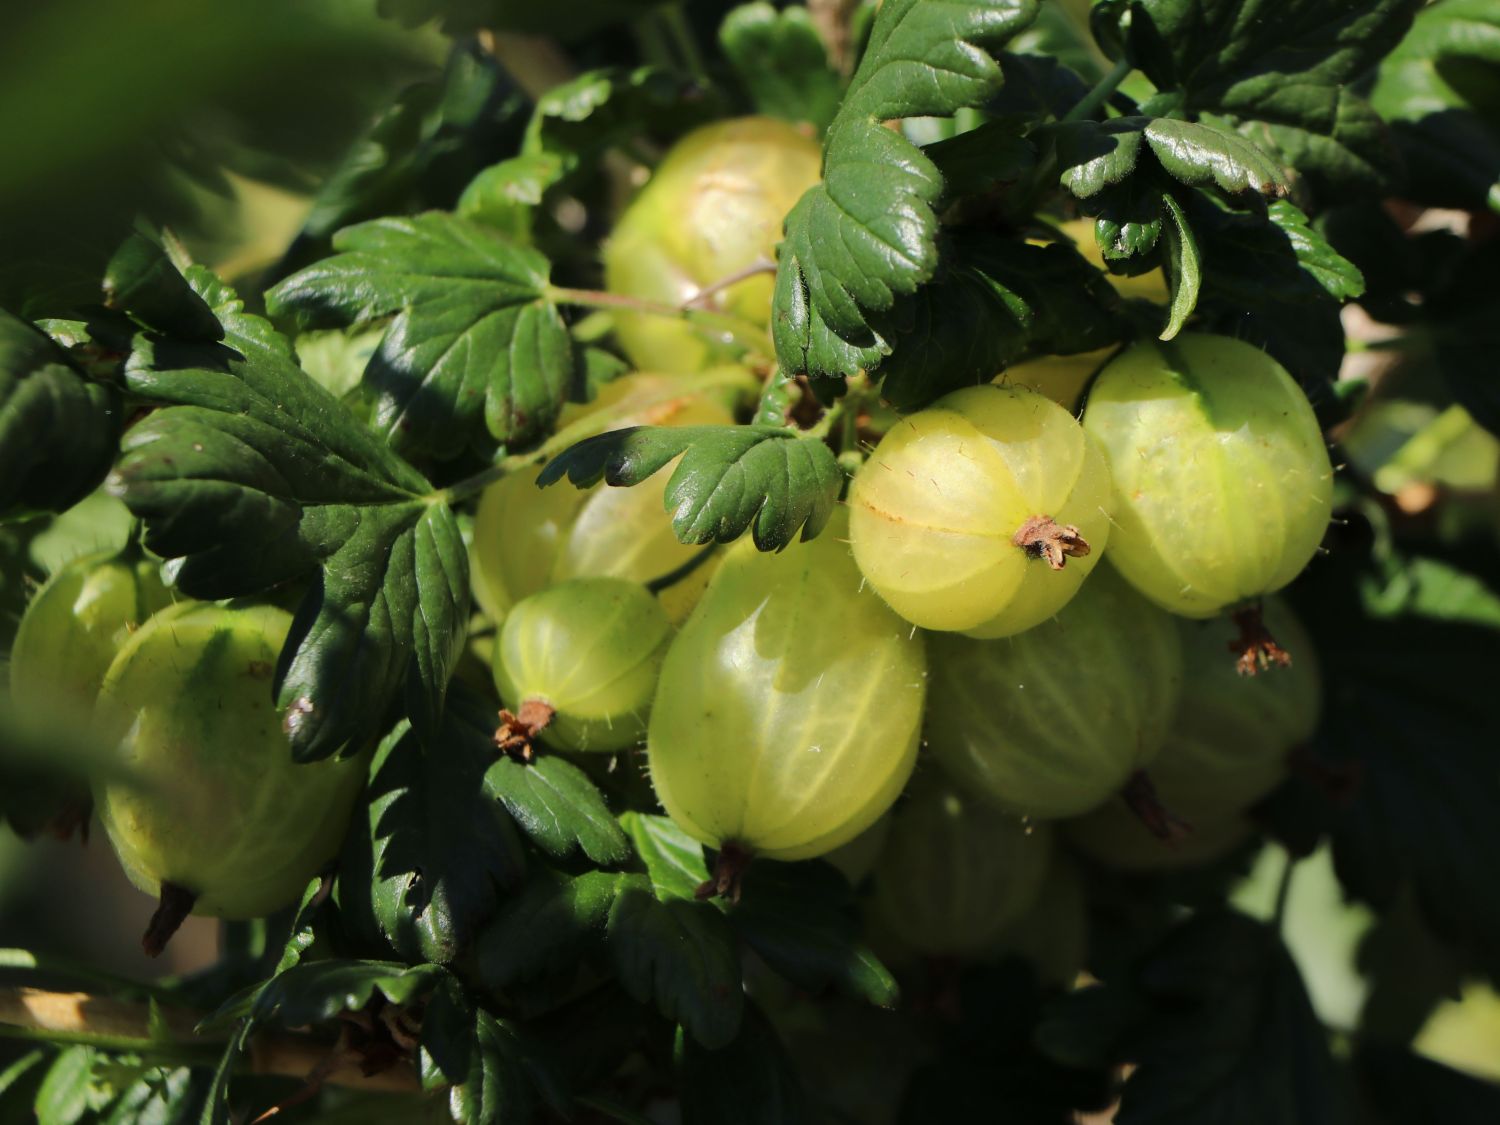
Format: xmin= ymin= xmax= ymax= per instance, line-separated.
xmin=9 ymin=545 xmax=172 ymax=710
xmin=646 ymin=512 xmax=925 ymax=864
xmin=925 ymin=565 xmax=1184 ymax=819
xmin=94 ymin=601 xmax=367 ymax=950
xmin=492 ymin=577 xmax=672 ymax=754
xmin=602 ymin=117 xmax=822 ymax=373
xmin=1064 ymin=598 xmax=1321 ymax=870
xmin=848 ymin=384 xmax=1113 ymax=637
xmin=1081 ymin=334 xmax=1334 ymax=618
xmin=470 ymin=373 xmax=736 ymax=624
xmin=872 ymin=773 xmax=1052 ymax=957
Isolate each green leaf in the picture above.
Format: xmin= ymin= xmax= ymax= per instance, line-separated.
xmin=248 ymin=960 xmax=445 ymax=1029
xmin=772 ymin=0 xmax=1042 ymax=378
xmin=719 ymin=3 xmax=843 ymax=132
xmin=479 ymin=859 xmax=744 ymax=1049
xmin=460 ymin=66 xmax=718 ymax=237
xmin=102 ymin=231 xmax=222 ymax=342
xmin=1370 ymin=0 xmax=1500 ymax=212
xmin=266 ymin=212 xmax=574 ymax=459
xmin=0 ymin=310 xmax=120 ymax=518
xmin=341 ymin=692 xmax=527 ymax=965
xmin=110 ymin=274 xmax=469 ymax=761
xmin=674 ymin=1004 xmax=807 ymax=1125
xmin=877 ymin=235 xmax=1124 ymax=411
xmin=281 ymin=43 xmax=529 ymax=273
xmin=1058 ymin=117 xmax=1289 ymax=198
xmin=476 ymin=870 xmax=638 ymax=988
xmin=1157 ymin=193 xmax=1200 ymax=341
xmin=1100 ymin=0 xmax=1424 ymax=197
xmin=921 ymin=120 xmax=1038 ymax=199
xmin=537 ymin=425 xmax=844 ymax=551
xmin=33 ymin=1047 xmax=99 ymax=1125
xmin=420 ymin=982 xmax=567 ymax=1123
xmin=197 ymin=1024 xmax=250 ymax=1125
xmin=1039 ymin=910 xmax=1350 ymax=1125
xmin=619 ymin=812 xmax=712 ymax=901
xmin=484 ymin=754 xmax=630 ymax=866
xmin=730 ymin=861 xmax=898 ymax=1008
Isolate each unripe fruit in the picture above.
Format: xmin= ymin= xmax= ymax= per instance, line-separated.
xmin=493 ymin=577 xmax=672 ymax=753
xmin=95 ymin=602 xmax=366 ymax=923
xmin=872 ymin=773 xmax=1052 ymax=957
xmin=998 ymin=347 xmax=1114 ymax=412
xmin=994 ymin=853 xmax=1089 ymax=987
xmin=926 ymin=565 xmax=1184 ymax=819
xmin=647 ymin=513 xmax=925 ymax=861
xmin=603 ymin=117 xmax=821 ymax=372
xmin=1065 ymin=598 xmax=1320 ymax=870
xmin=9 ymin=546 xmax=172 ymax=710
xmin=470 ymin=373 xmax=735 ymax=624
xmin=1082 ymin=335 xmax=1334 ymax=618
xmin=848 ymin=384 xmax=1113 ymax=637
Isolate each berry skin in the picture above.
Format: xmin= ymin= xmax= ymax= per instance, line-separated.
xmin=1065 ymin=598 xmax=1321 ymax=870
xmin=493 ymin=577 xmax=673 ymax=754
xmin=647 ymin=512 xmax=925 ymax=862
xmin=9 ymin=546 xmax=172 ymax=710
xmin=872 ymin=772 xmax=1052 ymax=957
xmin=925 ymin=565 xmax=1184 ymax=819
xmin=848 ymin=384 xmax=1113 ymax=638
xmin=1081 ymin=334 xmax=1334 ymax=618
xmin=470 ymin=373 xmax=736 ymax=625
xmin=94 ymin=602 xmax=367 ymax=921
xmin=603 ymin=117 xmax=821 ymax=373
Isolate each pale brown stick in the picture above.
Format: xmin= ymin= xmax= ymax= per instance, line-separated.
xmin=0 ymin=988 xmax=419 ymax=1093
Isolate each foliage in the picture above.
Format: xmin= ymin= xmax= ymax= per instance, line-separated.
xmin=2 ymin=1 xmax=1499 ymax=1123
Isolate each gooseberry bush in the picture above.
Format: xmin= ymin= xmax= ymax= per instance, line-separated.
xmin=2 ymin=0 xmax=1499 ymax=1122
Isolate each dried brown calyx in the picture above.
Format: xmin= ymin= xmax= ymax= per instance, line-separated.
xmin=694 ymin=841 xmax=754 ymax=905
xmin=1012 ymin=515 xmax=1091 ymax=570
xmin=494 ymin=699 xmax=556 ymax=763
xmin=1229 ymin=605 xmax=1292 ymax=677
xmin=1122 ymin=771 xmax=1193 ymax=844
xmin=142 ymin=881 xmax=198 ymax=958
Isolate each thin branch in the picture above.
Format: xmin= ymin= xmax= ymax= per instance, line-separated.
xmin=0 ymin=988 xmax=419 ymax=1093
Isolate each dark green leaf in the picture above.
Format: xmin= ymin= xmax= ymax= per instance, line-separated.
xmin=1058 ymin=117 xmax=1289 ymax=199
xmin=249 ymin=960 xmax=445 ymax=1029
xmin=1099 ymin=0 xmax=1423 ymax=197
xmin=731 ymin=860 xmax=898 ymax=1008
xmin=266 ymin=212 xmax=574 ymax=459
xmin=0 ymin=310 xmax=120 ymax=518
xmin=675 ymin=1004 xmax=807 ymax=1125
xmin=1039 ymin=910 xmax=1350 ymax=1125
xmin=1157 ymin=193 xmax=1200 ymax=341
xmin=537 ymin=425 xmax=844 ymax=551
xmin=280 ymin=43 xmax=530 ymax=273
xmin=989 ymin=51 xmax=1093 ymax=120
xmin=1355 ymin=1042 xmax=1500 ymax=1124
xmin=0 ymin=1051 xmax=47 ymax=1125
xmin=899 ymin=959 xmax=1113 ymax=1124
xmin=719 ymin=3 xmax=843 ymax=132
xmin=376 ymin=0 xmax=667 ymax=39
xmin=476 ymin=870 xmax=639 ymax=988
xmin=878 ymin=235 xmax=1124 ymax=411
xmin=197 ymin=1024 xmax=250 ymax=1125
xmin=1428 ymin=240 xmax=1500 ymax=436
xmin=420 ymin=982 xmax=566 ymax=1124
xmin=1370 ymin=0 xmax=1500 ymax=212
xmin=484 ymin=754 xmax=630 ymax=866
xmin=102 ymin=231 xmax=222 ymax=341
xmin=772 ymin=0 xmax=1042 ymax=378
xmin=921 ymin=120 xmax=1038 ymax=199
xmin=110 ymin=274 xmax=469 ymax=761
xmin=341 ymin=691 xmax=527 ymax=965
xmin=459 ymin=66 xmax=718 ymax=237
xmin=606 ymin=884 xmax=744 ymax=1049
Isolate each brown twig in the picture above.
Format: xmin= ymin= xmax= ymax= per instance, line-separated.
xmin=0 ymin=988 xmax=419 ymax=1093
